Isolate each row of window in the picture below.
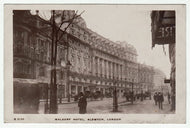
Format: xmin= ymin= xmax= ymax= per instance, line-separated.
xmin=70 ymin=23 xmax=136 ymax=61
xmin=14 ymin=29 xmax=52 ymax=63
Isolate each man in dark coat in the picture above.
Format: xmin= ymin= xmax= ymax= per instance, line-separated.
xmin=158 ymin=92 xmax=164 ymax=110
xmin=78 ymin=92 xmax=87 ymax=114
xmin=153 ymin=92 xmax=158 ymax=105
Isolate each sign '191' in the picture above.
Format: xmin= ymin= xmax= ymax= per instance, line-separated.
xmin=157 ymin=26 xmax=175 ymax=38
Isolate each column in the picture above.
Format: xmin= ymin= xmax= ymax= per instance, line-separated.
xmin=110 ymin=62 xmax=112 ymax=78
xmin=101 ymin=59 xmax=104 ymax=77
xmin=112 ymin=62 xmax=115 ymax=79
xmin=124 ymin=64 xmax=127 ymax=81
xmin=115 ymin=64 xmax=118 ymax=79
xmin=76 ymin=85 xmax=78 ymax=95
xmin=116 ymin=64 xmax=118 ymax=79
xmin=108 ymin=61 xmax=110 ymax=78
xmin=91 ymin=56 xmax=95 ymax=76
xmin=97 ymin=57 xmax=99 ymax=77
xmin=118 ymin=64 xmax=120 ymax=80
xmin=95 ymin=57 xmax=97 ymax=76
xmin=104 ymin=60 xmax=107 ymax=78
xmin=99 ymin=58 xmax=102 ymax=77
xmin=107 ymin=61 xmax=109 ymax=78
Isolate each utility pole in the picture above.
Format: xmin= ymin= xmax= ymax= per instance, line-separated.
xmin=49 ymin=10 xmax=58 ymax=114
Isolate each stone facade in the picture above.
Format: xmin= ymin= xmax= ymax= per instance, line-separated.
xmin=138 ymin=64 xmax=154 ymax=93
xmin=13 ymin=10 xmax=154 ymax=103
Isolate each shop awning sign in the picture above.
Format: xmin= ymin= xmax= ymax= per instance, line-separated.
xmin=151 ymin=11 xmax=175 ymax=47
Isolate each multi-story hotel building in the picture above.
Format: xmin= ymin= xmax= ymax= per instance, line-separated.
xmin=13 ymin=10 xmax=155 ymax=113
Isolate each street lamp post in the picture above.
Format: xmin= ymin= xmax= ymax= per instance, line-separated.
xmin=113 ymin=82 xmax=118 ymax=112
xmin=30 ymin=10 xmax=57 ymax=114
xmin=31 ymin=10 xmax=58 ymax=114
xmin=45 ymin=86 xmax=49 ymax=114
xmin=64 ymin=31 xmax=72 ymax=102
xmin=141 ymin=84 xmax=143 ymax=101
xmin=49 ymin=10 xmax=58 ymax=114
xmin=131 ymin=79 xmax=134 ymax=104
xmin=66 ymin=60 xmax=72 ymax=102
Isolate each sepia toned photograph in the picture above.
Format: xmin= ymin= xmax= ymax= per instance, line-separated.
xmin=4 ymin=4 xmax=186 ymax=123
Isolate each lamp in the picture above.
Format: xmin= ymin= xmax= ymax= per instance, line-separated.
xmin=113 ymin=81 xmax=118 ymax=112
xmin=66 ymin=60 xmax=72 ymax=102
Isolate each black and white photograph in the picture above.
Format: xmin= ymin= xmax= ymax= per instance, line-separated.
xmin=3 ymin=4 xmax=186 ymax=123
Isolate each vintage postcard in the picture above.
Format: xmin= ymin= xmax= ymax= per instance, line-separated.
xmin=4 ymin=4 xmax=186 ymax=123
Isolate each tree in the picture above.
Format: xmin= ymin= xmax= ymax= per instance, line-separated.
xmin=31 ymin=10 xmax=84 ymax=113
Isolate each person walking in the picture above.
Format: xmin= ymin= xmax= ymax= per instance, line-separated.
xmin=153 ymin=92 xmax=158 ymax=105
xmin=158 ymin=92 xmax=164 ymax=110
xmin=78 ymin=92 xmax=87 ymax=114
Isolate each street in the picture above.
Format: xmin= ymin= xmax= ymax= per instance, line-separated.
xmin=57 ymin=96 xmax=174 ymax=114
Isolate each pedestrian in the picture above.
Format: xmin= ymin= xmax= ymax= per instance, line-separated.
xmin=167 ymin=92 xmax=171 ymax=104
xmin=153 ymin=92 xmax=158 ymax=105
xmin=158 ymin=92 xmax=164 ymax=110
xmin=78 ymin=92 xmax=87 ymax=114
xmin=140 ymin=91 xmax=143 ymax=101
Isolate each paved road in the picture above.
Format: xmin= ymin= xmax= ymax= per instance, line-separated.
xmin=57 ymin=96 xmax=173 ymax=114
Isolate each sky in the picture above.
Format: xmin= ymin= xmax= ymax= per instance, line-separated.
xmin=36 ymin=5 xmax=171 ymax=78
xmin=81 ymin=5 xmax=171 ymax=78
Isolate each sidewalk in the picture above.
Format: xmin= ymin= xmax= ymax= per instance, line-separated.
xmin=38 ymin=97 xmax=130 ymax=113
xmin=38 ymin=97 xmax=173 ymax=114
xmin=57 ymin=98 xmax=174 ymax=114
